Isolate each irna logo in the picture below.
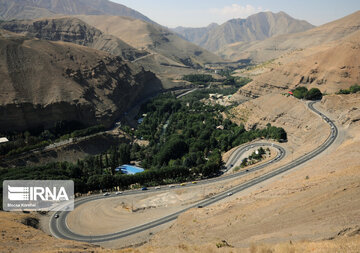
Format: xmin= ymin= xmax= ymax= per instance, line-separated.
xmin=8 ymin=185 xmax=69 ymax=201
xmin=3 ymin=180 xmax=74 ymax=211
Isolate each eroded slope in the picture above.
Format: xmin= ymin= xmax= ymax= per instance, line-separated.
xmin=0 ymin=30 xmax=161 ymax=131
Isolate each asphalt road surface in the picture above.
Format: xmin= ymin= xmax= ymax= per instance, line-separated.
xmin=50 ymin=101 xmax=337 ymax=243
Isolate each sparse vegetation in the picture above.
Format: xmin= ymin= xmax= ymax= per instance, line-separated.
xmin=337 ymin=84 xmax=360 ymax=94
xmin=216 ymin=240 xmax=233 ymax=248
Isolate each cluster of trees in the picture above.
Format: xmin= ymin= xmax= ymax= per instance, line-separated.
xmin=337 ymin=84 xmax=360 ymax=94
xmin=1 ymin=79 xmax=287 ymax=197
xmin=292 ymin=87 xmax=323 ymax=100
xmin=0 ymin=124 xmax=105 ymax=157
xmin=240 ymin=147 xmax=267 ymax=168
xmin=0 ymin=132 xmax=50 ymax=157
xmin=62 ymin=125 xmax=105 ymax=140
xmin=136 ymin=94 xmax=286 ymax=176
xmin=182 ymin=74 xmax=215 ymax=84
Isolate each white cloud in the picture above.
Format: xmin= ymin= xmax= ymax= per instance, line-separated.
xmin=209 ymin=4 xmax=264 ymax=21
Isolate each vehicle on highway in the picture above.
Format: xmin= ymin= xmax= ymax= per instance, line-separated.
xmin=115 ymin=191 xmax=123 ymax=195
xmin=155 ymin=186 xmax=161 ymax=190
xmin=103 ymin=192 xmax=110 ymax=196
xmin=169 ymin=185 xmax=175 ymax=188
xmin=54 ymin=214 xmax=59 ymax=219
xmin=192 ymin=181 xmax=197 ymax=184
xmin=230 ymin=164 xmax=233 ymax=167
xmin=197 ymin=205 xmax=203 ymax=208
xmin=227 ymin=192 xmax=233 ymax=196
xmin=141 ymin=187 xmax=148 ymax=191
xmin=180 ymin=183 xmax=186 ymax=186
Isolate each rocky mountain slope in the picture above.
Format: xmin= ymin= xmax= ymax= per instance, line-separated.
xmin=232 ymin=22 xmax=360 ymax=100
xmin=173 ymin=11 xmax=314 ymax=53
xmin=0 ymin=29 xmax=161 ymax=132
xmin=0 ymin=17 xmax=148 ymax=61
xmin=0 ymin=0 xmax=155 ymax=24
xmin=220 ymin=10 xmax=360 ymax=62
xmin=0 ymin=16 xmax=221 ymax=88
xmin=77 ymin=15 xmax=222 ymax=68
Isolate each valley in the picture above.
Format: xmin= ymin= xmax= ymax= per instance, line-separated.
xmin=0 ymin=1 xmax=359 ymax=252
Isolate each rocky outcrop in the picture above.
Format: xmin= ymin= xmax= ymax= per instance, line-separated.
xmin=0 ymin=30 xmax=162 ymax=132
xmin=0 ymin=17 xmax=148 ymax=61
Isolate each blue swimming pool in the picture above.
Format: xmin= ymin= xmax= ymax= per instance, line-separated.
xmin=116 ymin=165 xmax=144 ymax=175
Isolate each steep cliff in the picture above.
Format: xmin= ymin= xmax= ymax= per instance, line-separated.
xmin=0 ymin=30 xmax=162 ymax=132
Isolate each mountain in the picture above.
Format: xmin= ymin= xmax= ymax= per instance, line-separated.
xmin=232 ymin=12 xmax=360 ymax=100
xmin=0 ymin=0 xmax=155 ymax=24
xmin=220 ymin=10 xmax=360 ymax=63
xmin=0 ymin=17 xmax=148 ymax=61
xmin=173 ymin=11 xmax=314 ymax=52
xmin=0 ymin=29 xmax=162 ymax=132
xmin=0 ymin=16 xmax=222 ymax=88
xmin=75 ymin=15 xmax=222 ymax=70
xmin=172 ymin=23 xmax=219 ymax=47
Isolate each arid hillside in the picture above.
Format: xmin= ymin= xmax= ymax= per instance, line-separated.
xmin=174 ymin=11 xmax=314 ymax=53
xmin=219 ymin=10 xmax=360 ymax=62
xmin=0 ymin=211 xmax=111 ymax=253
xmin=76 ymin=15 xmax=223 ymax=68
xmin=1 ymin=208 xmax=359 ymax=253
xmin=0 ymin=29 xmax=161 ymax=132
xmin=0 ymin=17 xmax=148 ymax=61
xmin=231 ymin=14 xmax=360 ymax=100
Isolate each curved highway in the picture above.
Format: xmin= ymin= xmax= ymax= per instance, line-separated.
xmin=50 ymin=101 xmax=337 ymax=243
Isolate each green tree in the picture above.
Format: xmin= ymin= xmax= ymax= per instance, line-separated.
xmin=293 ymin=87 xmax=308 ymax=99
xmin=305 ymin=88 xmax=322 ymax=100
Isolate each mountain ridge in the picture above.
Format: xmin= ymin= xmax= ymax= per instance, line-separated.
xmin=172 ymin=11 xmax=315 ymax=52
xmin=0 ymin=0 xmax=156 ymax=24
xmin=231 ymin=12 xmax=360 ymax=101
xmin=220 ymin=10 xmax=360 ymax=62
xmin=75 ymin=15 xmax=223 ymax=72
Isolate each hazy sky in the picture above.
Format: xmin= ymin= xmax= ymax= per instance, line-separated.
xmin=112 ymin=0 xmax=360 ymax=28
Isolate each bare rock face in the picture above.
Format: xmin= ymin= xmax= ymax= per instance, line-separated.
xmin=0 ymin=17 xmax=148 ymax=61
xmin=0 ymin=30 xmax=162 ymax=132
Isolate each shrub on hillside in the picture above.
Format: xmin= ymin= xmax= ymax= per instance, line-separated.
xmin=336 ymin=84 xmax=360 ymax=95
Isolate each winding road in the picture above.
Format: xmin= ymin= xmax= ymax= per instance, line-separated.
xmin=50 ymin=101 xmax=338 ymax=243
